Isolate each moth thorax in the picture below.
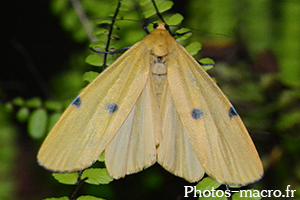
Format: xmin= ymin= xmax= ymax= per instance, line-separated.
xmin=151 ymin=61 xmax=167 ymax=107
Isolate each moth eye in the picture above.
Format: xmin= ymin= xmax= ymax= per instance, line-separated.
xmin=164 ymin=24 xmax=169 ymax=30
xmin=228 ymin=107 xmax=238 ymax=119
xmin=71 ymin=96 xmax=82 ymax=108
xmin=153 ymin=23 xmax=158 ymax=29
xmin=191 ymin=108 xmax=203 ymax=120
xmin=107 ymin=103 xmax=118 ymax=114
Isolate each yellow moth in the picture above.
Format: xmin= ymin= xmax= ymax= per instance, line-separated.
xmin=38 ymin=22 xmax=263 ymax=185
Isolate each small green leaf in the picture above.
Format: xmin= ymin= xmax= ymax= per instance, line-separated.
xmin=47 ymin=112 xmax=61 ymax=132
xmin=92 ymin=28 xmax=109 ymax=36
xmin=50 ymin=0 xmax=68 ymax=14
xmin=196 ymin=177 xmax=222 ymax=191
xmin=77 ymin=195 xmax=105 ymax=200
xmin=12 ymin=97 xmax=24 ymax=106
xmin=83 ymin=71 xmax=100 ymax=83
xmin=166 ymin=13 xmax=184 ymax=25
xmin=158 ymin=1 xmax=174 ymax=13
xmin=175 ymin=28 xmax=192 ymax=42
xmin=199 ymin=58 xmax=215 ymax=71
xmin=139 ymin=0 xmax=150 ymax=6
xmin=97 ymin=151 xmax=105 ymax=162
xmin=143 ymin=1 xmax=173 ymax=18
xmin=25 ymin=97 xmax=42 ymax=108
xmin=176 ymin=28 xmax=191 ymax=34
xmin=82 ymin=168 xmax=113 ymax=185
xmin=95 ymin=19 xmax=112 ymax=25
xmin=143 ymin=8 xmax=156 ymax=19
xmin=4 ymin=102 xmax=13 ymax=113
xmin=52 ymin=172 xmax=78 ymax=185
xmin=44 ymin=101 xmax=63 ymax=111
xmin=86 ymin=54 xmax=103 ymax=67
xmin=16 ymin=107 xmax=29 ymax=123
xmin=186 ymin=42 xmax=202 ymax=56
xmin=28 ymin=108 xmax=48 ymax=139
xmin=90 ymin=41 xmax=107 ymax=49
xmin=199 ymin=58 xmax=215 ymax=65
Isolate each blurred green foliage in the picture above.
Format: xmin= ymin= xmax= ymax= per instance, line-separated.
xmin=2 ymin=0 xmax=300 ymax=199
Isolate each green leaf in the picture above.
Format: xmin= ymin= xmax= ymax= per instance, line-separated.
xmin=193 ymin=177 xmax=226 ymax=199
xmin=4 ymin=103 xmax=13 ymax=113
xmin=52 ymin=172 xmax=79 ymax=185
xmin=47 ymin=112 xmax=61 ymax=132
xmin=199 ymin=58 xmax=215 ymax=65
xmin=83 ymin=71 xmax=100 ymax=83
xmin=44 ymin=101 xmax=63 ymax=111
xmin=185 ymin=42 xmax=202 ymax=56
xmin=82 ymin=168 xmax=113 ymax=185
xmin=95 ymin=19 xmax=112 ymax=25
xmin=77 ymin=195 xmax=105 ymax=200
xmin=175 ymin=28 xmax=192 ymax=42
xmin=92 ymin=28 xmax=109 ymax=36
xmin=90 ymin=41 xmax=107 ymax=49
xmin=143 ymin=1 xmax=173 ymax=18
xmin=97 ymin=151 xmax=105 ymax=162
xmin=199 ymin=58 xmax=215 ymax=71
xmin=86 ymin=54 xmax=103 ymax=67
xmin=139 ymin=0 xmax=150 ymax=6
xmin=12 ymin=97 xmax=24 ymax=106
xmin=158 ymin=1 xmax=174 ymax=13
xmin=143 ymin=8 xmax=157 ymax=19
xmin=166 ymin=13 xmax=184 ymax=25
xmin=28 ymin=108 xmax=48 ymax=139
xmin=25 ymin=97 xmax=42 ymax=108
xmin=50 ymin=0 xmax=68 ymax=14
xmin=16 ymin=107 xmax=29 ymax=123
xmin=196 ymin=177 xmax=222 ymax=191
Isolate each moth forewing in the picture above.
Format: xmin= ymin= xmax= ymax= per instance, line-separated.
xmin=167 ymin=42 xmax=263 ymax=185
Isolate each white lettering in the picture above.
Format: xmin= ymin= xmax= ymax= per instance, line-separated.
xmin=273 ymin=190 xmax=282 ymax=197
xmin=184 ymin=186 xmax=194 ymax=197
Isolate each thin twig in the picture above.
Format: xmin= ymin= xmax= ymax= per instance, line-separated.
xmin=150 ymin=0 xmax=165 ymax=23
xmin=70 ymin=170 xmax=88 ymax=200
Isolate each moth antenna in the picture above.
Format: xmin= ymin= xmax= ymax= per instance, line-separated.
xmin=143 ymin=25 xmax=151 ymax=34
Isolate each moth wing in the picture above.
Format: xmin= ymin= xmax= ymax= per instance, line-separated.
xmin=157 ymin=81 xmax=205 ymax=182
xmin=37 ymin=42 xmax=150 ymax=172
xmin=167 ymin=44 xmax=263 ymax=185
xmin=105 ymin=73 xmax=161 ymax=178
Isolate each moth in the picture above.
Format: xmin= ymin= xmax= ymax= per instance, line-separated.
xmin=38 ymin=22 xmax=263 ymax=185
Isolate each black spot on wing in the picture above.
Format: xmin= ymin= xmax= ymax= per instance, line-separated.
xmin=107 ymin=103 xmax=118 ymax=114
xmin=71 ymin=96 xmax=81 ymax=108
xmin=228 ymin=106 xmax=238 ymax=119
xmin=191 ymin=108 xmax=203 ymax=120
